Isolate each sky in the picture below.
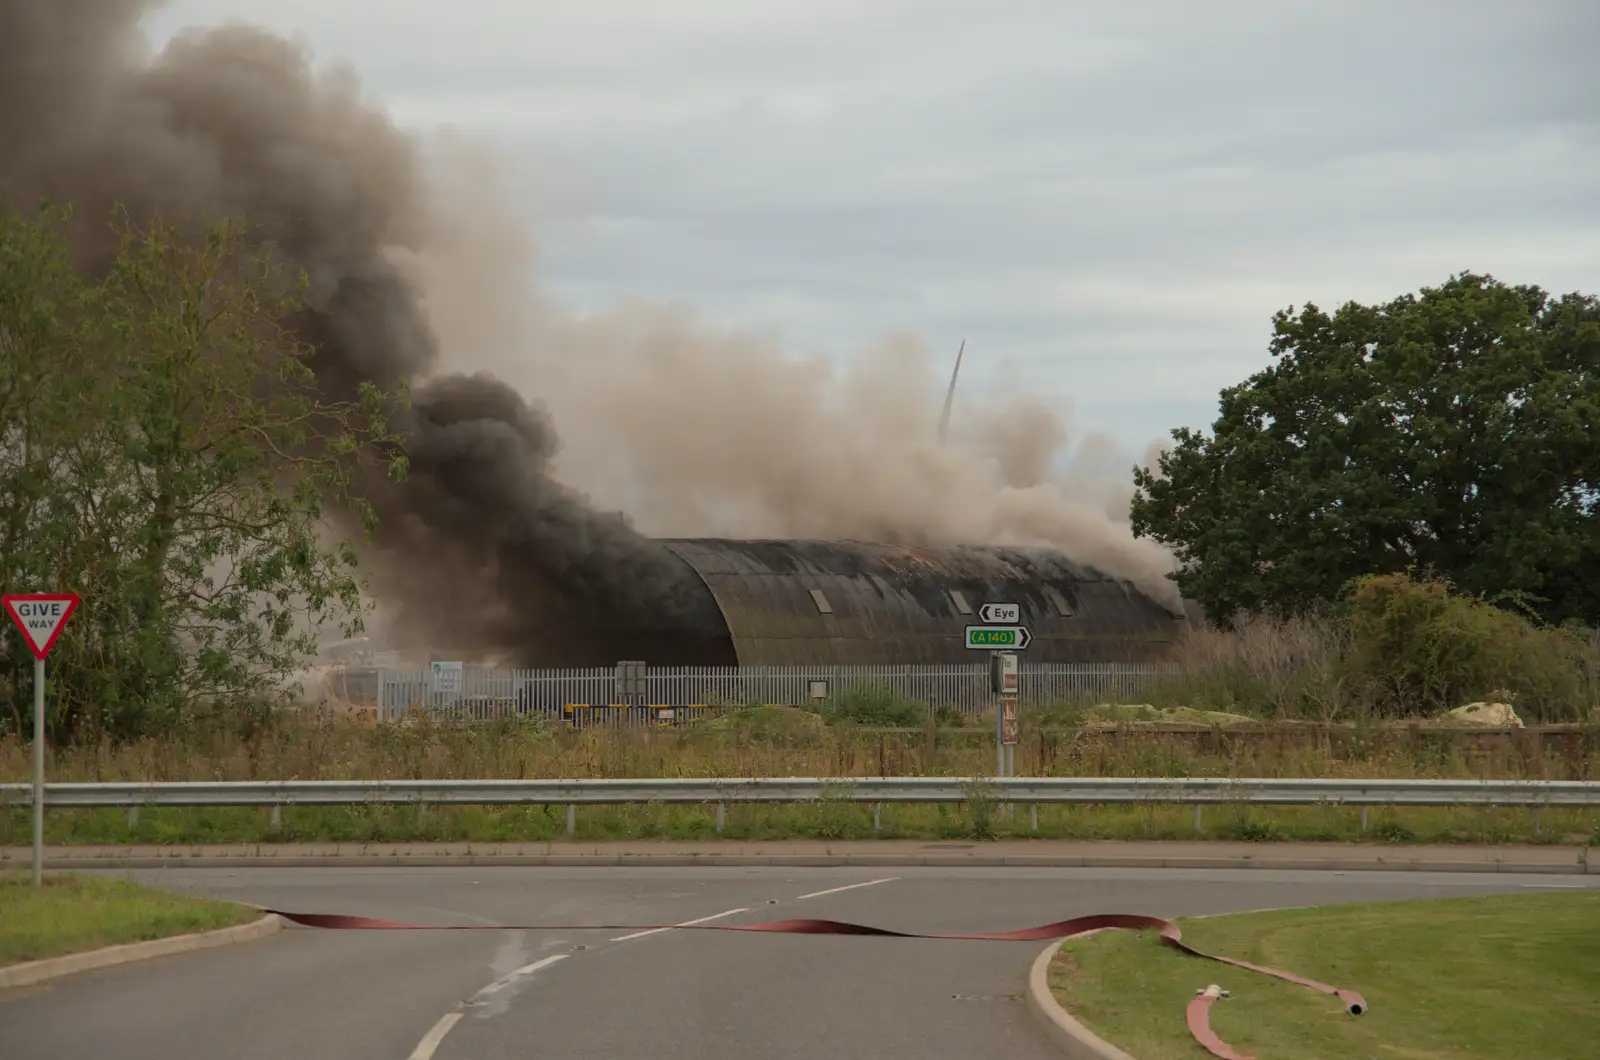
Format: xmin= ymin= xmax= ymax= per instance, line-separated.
xmin=140 ymin=0 xmax=1600 ymax=460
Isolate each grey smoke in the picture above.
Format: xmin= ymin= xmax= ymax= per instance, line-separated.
xmin=0 ymin=1 xmax=1176 ymax=664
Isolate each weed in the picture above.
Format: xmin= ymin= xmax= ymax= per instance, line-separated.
xmin=819 ymin=683 xmax=927 ymax=727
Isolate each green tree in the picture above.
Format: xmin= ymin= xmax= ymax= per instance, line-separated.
xmin=1130 ymin=273 xmax=1600 ymax=627
xmin=0 ymin=204 xmax=406 ymax=742
xmin=0 ymin=203 xmax=104 ymax=736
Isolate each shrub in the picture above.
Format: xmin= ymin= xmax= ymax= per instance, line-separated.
xmin=1342 ymin=574 xmax=1589 ymax=721
xmin=818 ymin=682 xmax=928 ymax=727
xmin=700 ymin=704 xmax=827 ymax=742
xmin=1141 ymin=573 xmax=1592 ymax=723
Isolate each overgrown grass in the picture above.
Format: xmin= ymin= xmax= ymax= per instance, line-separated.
xmin=1139 ymin=575 xmax=1600 ymax=724
xmin=5 ymin=709 xmax=1596 ymax=784
xmin=0 ymin=871 xmax=261 ymax=966
xmin=2 ymin=657 xmax=1596 ymax=848
xmin=1049 ymin=892 xmax=1600 ymax=1060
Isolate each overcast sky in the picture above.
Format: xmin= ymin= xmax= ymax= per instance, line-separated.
xmin=143 ymin=1 xmax=1600 ymax=458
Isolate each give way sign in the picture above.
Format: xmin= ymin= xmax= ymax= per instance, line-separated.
xmin=3 ymin=594 xmax=80 ymax=660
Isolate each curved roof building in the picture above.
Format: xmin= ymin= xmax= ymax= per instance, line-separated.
xmin=634 ymin=538 xmax=1187 ymax=666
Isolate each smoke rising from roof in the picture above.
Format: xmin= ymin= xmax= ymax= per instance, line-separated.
xmin=0 ymin=2 xmax=1176 ymax=661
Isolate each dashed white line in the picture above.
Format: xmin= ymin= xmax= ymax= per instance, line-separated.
xmin=406 ymin=954 xmax=568 ymax=1059
xmin=794 ymin=878 xmax=898 ymax=901
xmin=405 ymin=878 xmax=895 ymax=1058
xmin=610 ymin=906 xmax=750 ymax=942
xmin=406 ymin=1012 xmax=462 ymax=1060
xmin=474 ymin=954 xmax=570 ymax=997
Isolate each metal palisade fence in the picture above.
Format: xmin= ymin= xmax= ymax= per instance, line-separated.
xmin=365 ymin=663 xmax=1174 ymax=724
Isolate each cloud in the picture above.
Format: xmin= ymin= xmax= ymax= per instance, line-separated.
xmin=143 ymin=0 xmax=1600 ymax=455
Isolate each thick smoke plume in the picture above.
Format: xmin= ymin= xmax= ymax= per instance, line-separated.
xmin=0 ymin=2 xmax=1176 ymax=663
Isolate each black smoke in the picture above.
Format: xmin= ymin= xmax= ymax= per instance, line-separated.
xmin=0 ymin=1 xmax=727 ymax=664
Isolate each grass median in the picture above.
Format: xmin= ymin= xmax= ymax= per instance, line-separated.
xmin=1048 ymin=891 xmax=1600 ymax=1060
xmin=0 ymin=871 xmax=262 ymax=967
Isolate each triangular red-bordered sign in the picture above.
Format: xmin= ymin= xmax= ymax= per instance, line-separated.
xmin=2 ymin=594 xmax=80 ymax=660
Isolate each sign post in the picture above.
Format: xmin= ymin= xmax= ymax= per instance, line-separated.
xmin=3 ymin=593 xmax=81 ymax=888
xmin=975 ymin=601 xmax=1026 ymax=819
xmin=988 ymin=650 xmax=1019 ymax=778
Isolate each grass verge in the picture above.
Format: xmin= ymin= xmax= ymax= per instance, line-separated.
xmin=0 ymin=871 xmax=262 ymax=967
xmin=6 ymin=715 xmax=1597 ymax=787
xmin=1049 ymin=891 xmax=1600 ymax=1060
xmin=4 ymin=801 xmax=1595 ymax=847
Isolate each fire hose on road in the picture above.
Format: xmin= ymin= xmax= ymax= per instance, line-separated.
xmin=265 ymin=908 xmax=1364 ymax=1059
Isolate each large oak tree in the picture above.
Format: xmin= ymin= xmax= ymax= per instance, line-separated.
xmin=1130 ymin=273 xmax=1600 ymax=627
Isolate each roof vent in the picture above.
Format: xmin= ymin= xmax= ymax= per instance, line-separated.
xmin=1042 ymin=586 xmax=1075 ymax=618
xmin=808 ymin=588 xmax=834 ymax=615
xmin=949 ymin=590 xmax=973 ymax=615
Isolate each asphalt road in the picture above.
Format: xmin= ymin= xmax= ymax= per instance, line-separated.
xmin=2 ymin=866 xmax=1594 ymax=1060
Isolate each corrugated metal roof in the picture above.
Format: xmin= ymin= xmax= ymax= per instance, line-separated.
xmin=660 ymin=539 xmax=1183 ymax=665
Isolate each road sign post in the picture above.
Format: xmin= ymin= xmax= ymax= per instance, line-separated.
xmin=988 ymin=651 xmax=1019 ymax=782
xmin=3 ymin=593 xmax=81 ymax=888
xmin=971 ymin=606 xmax=1027 ymax=787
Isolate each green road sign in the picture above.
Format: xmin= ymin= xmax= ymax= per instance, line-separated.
xmin=963 ymin=624 xmax=1032 ymax=650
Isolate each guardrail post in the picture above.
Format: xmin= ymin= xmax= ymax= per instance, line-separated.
xmin=566 ymin=804 xmax=575 ymax=836
xmin=873 ymin=803 xmax=881 ymax=832
xmin=1030 ymin=804 xmax=1038 ymax=832
xmin=270 ymin=804 xmax=282 ymax=828
xmin=1534 ymin=806 xmax=1541 ymax=836
xmin=715 ymin=803 xmax=726 ymax=834
xmin=127 ymin=806 xmax=138 ymax=828
xmin=1193 ymin=805 xmax=1203 ymax=836
xmin=1360 ymin=806 xmax=1368 ymax=834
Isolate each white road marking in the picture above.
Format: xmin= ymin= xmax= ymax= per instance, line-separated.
xmin=405 ymin=955 xmax=568 ymax=1058
xmin=406 ymin=1013 xmax=462 ymax=1060
xmin=474 ymin=954 xmax=569 ymax=997
xmin=610 ymin=906 xmax=750 ymax=942
xmin=404 ymin=880 xmax=892 ymax=1058
xmin=795 ymin=878 xmax=898 ymax=901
